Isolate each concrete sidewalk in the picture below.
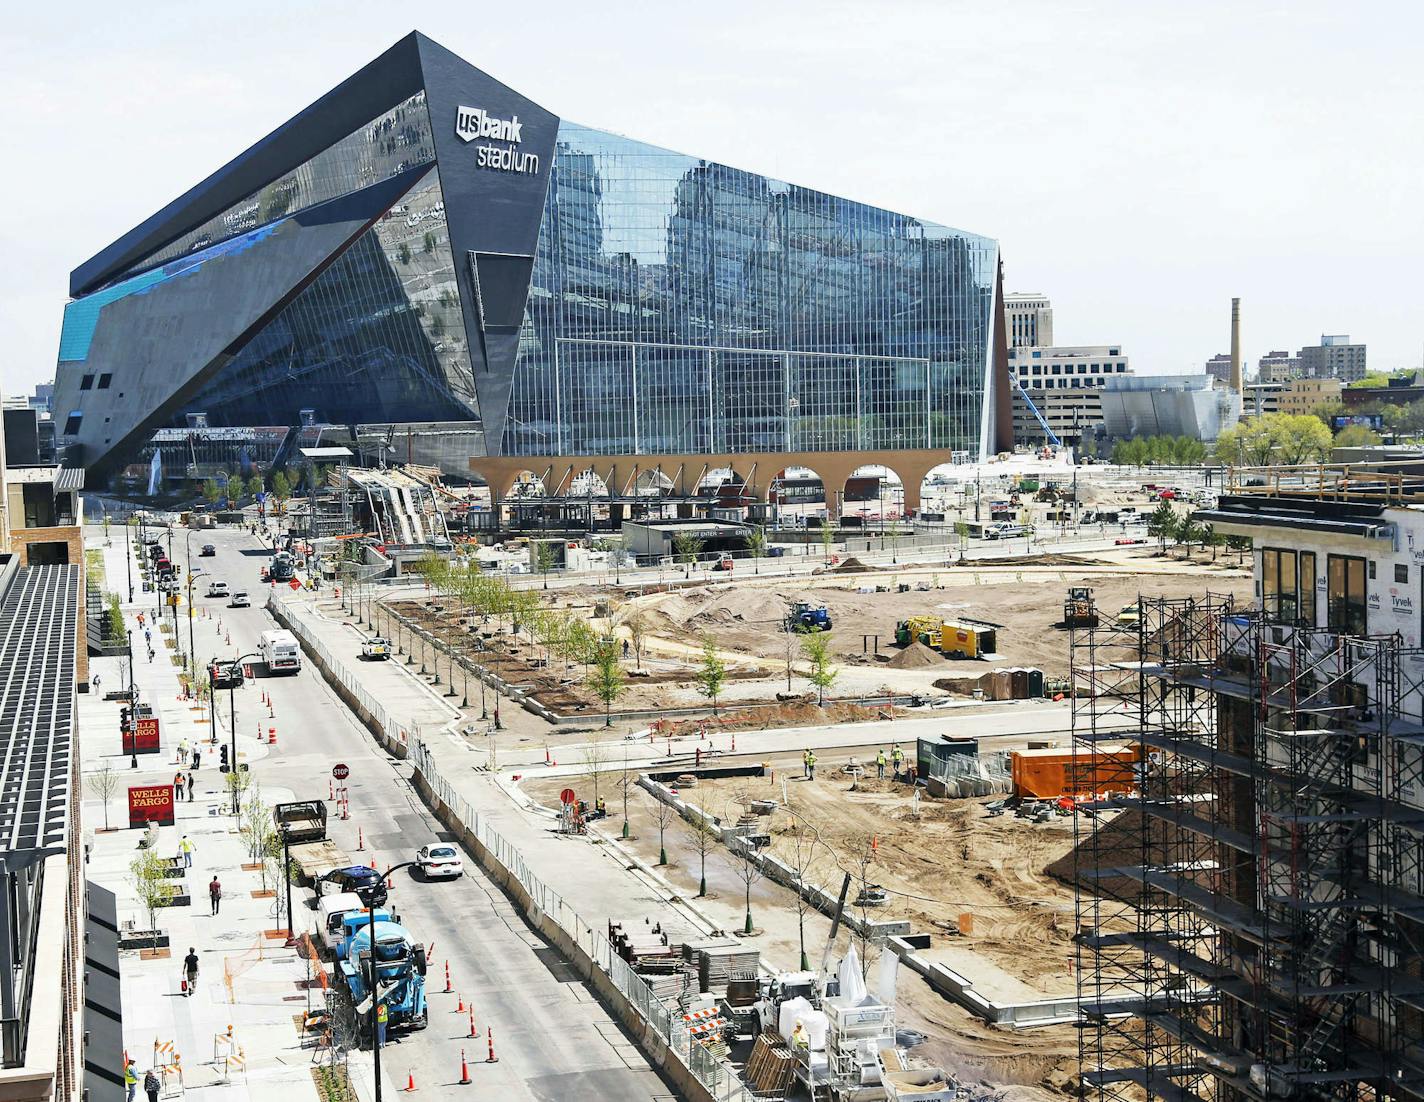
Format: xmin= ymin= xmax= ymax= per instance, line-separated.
xmin=83 ymin=537 xmax=322 ymax=1102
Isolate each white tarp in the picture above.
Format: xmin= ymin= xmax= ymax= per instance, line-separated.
xmin=778 ymin=997 xmax=829 ymax=1050
xmin=839 ymin=945 xmax=867 ymax=1004
xmin=877 ymin=948 xmax=899 ymax=1005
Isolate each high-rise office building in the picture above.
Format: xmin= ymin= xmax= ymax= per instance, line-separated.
xmin=1003 ymin=293 xmax=1054 ymax=349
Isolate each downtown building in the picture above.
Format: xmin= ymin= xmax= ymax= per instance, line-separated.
xmin=51 ymin=32 xmax=1010 ymax=516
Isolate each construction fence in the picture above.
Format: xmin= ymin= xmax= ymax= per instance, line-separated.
xmin=410 ymin=738 xmax=752 ymax=1102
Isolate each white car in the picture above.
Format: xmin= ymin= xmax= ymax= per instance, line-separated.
xmin=206 ymin=581 xmax=229 ymax=598
xmin=416 ymin=843 xmax=463 ymax=879
xmin=229 ymin=591 xmax=251 ymax=608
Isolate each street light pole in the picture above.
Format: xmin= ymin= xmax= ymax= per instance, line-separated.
xmin=186 ymin=571 xmax=207 ymax=675
xmin=125 ymin=522 xmax=134 ymax=602
xmin=222 ymin=652 xmax=263 ymax=815
xmin=366 ymin=860 xmax=418 ymax=1102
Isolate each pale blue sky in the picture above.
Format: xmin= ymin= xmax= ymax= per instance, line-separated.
xmin=2 ymin=0 xmax=1421 ymax=396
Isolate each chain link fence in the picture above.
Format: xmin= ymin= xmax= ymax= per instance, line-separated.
xmin=410 ymin=738 xmax=751 ymax=1102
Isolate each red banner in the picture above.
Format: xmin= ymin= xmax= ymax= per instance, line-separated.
xmin=128 ymin=784 xmax=175 ymax=828
xmin=122 ymin=716 xmax=161 ymax=755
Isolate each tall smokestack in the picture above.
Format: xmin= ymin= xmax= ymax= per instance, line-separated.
xmin=1229 ymin=297 xmax=1242 ymax=393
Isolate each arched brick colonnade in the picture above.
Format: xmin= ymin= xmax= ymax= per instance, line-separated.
xmin=470 ymin=449 xmax=956 ymax=520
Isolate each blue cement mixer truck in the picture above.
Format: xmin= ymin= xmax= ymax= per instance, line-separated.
xmin=337 ymin=919 xmax=429 ymax=1036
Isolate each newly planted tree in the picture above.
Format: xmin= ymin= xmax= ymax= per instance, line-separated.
xmin=588 ymin=639 xmax=626 ymax=728
xmin=696 ymin=635 xmax=727 ymax=715
xmin=87 ymin=763 xmax=120 ymax=830
xmin=801 ymin=632 xmax=838 ymax=706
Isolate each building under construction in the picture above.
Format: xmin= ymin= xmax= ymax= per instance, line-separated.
xmin=1071 ymin=466 xmax=1424 ymax=1102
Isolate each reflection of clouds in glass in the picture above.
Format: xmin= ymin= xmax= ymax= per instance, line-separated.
xmin=506 ymin=122 xmax=997 ymax=458
xmin=113 ymin=91 xmax=434 ymax=284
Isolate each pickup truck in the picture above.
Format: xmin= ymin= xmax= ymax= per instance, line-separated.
xmin=360 ymin=637 xmax=391 ymax=661
xmin=273 ymin=800 xmax=327 ymax=844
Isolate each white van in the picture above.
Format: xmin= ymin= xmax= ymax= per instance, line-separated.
xmin=316 ymin=892 xmax=366 ymax=957
xmin=259 ymin=629 xmax=302 ymax=675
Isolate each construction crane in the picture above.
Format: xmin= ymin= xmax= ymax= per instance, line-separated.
xmin=1011 ymin=376 xmax=1062 ymax=448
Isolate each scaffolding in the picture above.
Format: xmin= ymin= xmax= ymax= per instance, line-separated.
xmin=1071 ymin=595 xmax=1424 ymax=1102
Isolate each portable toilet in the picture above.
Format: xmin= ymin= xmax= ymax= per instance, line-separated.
xmin=1027 ymin=668 xmax=1045 ymax=698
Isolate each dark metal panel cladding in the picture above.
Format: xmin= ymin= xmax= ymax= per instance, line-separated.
xmin=69 ymin=32 xmax=427 ymax=297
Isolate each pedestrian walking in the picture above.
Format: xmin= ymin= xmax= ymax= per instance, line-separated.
xmin=147 ymin=647 xmax=154 ymax=663
xmin=891 ymin=745 xmax=904 ymax=777
xmin=124 ymin=1057 xmax=138 ymax=1102
xmin=177 ymin=739 xmax=189 ymax=762
xmin=802 ymin=749 xmax=811 ymax=779
xmin=179 ymin=835 xmax=194 ymax=868
xmin=182 ymin=946 xmax=199 ymax=995
xmin=93 ymin=674 xmax=102 ymax=689
xmin=806 ymin=750 xmax=817 ymax=781
xmin=876 ymin=749 xmax=887 ymax=779
xmin=143 ymin=1068 xmax=160 ymax=1102
xmin=186 ymin=772 xmax=195 ymax=802
xmin=190 ymin=748 xmax=200 ymax=770
xmin=208 ymin=876 xmax=222 ymax=915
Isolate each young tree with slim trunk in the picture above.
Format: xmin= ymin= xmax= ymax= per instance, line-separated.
xmin=648 ymin=791 xmax=677 ymax=866
xmin=820 ymin=520 xmax=835 ymax=564
xmin=683 ymin=813 xmax=718 ymax=898
xmin=129 ymin=851 xmax=177 ymax=934
xmin=697 ymin=635 xmax=727 ymax=715
xmin=87 ymin=764 xmax=119 ymax=830
xmin=535 ymin=542 xmax=557 ymax=590
xmin=745 ymin=526 xmax=766 ymax=575
xmin=588 ymin=640 xmax=625 ymax=728
xmin=672 ymin=531 xmax=704 ymax=577
xmin=625 ymin=612 xmax=649 ymax=670
xmin=580 ymin=738 xmax=607 ymax=811
xmin=801 ymin=632 xmax=838 ymax=706
xmin=785 ymin=807 xmax=828 ymax=971
xmin=724 ymin=830 xmax=765 ymax=936
xmin=783 ymin=624 xmax=797 ymax=694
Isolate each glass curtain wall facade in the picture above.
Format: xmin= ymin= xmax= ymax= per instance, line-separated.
xmin=51 ymin=34 xmax=1002 ymax=486
xmin=505 ymin=123 xmax=998 ymax=458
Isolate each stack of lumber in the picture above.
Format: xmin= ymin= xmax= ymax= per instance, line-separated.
xmin=744 ymin=1033 xmax=797 ymax=1096
xmin=698 ymin=945 xmax=760 ymax=993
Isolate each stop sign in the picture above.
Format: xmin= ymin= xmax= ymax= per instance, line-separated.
xmin=559 ymin=788 xmax=576 ymax=806
xmin=333 ymin=763 xmax=350 ymax=780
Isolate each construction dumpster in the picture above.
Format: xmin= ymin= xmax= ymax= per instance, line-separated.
xmin=1010 ymin=745 xmax=1141 ymax=798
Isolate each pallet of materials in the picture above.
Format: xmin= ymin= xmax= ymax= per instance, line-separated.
xmin=744 ymin=1032 xmax=797 ymax=1096
xmin=698 ymin=946 xmax=760 ymax=992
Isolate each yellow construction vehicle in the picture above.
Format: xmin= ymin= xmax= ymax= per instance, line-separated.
xmin=894 ymin=615 xmax=943 ymax=647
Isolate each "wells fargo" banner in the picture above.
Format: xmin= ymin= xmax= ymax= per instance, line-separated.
xmin=122 ymin=716 xmax=160 ymax=755
xmin=128 ymin=784 xmax=175 ymax=828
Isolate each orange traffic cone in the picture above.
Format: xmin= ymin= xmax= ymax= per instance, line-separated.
xmin=468 ymin=1007 xmax=476 ymax=1038
xmin=456 ymin=993 xmax=464 ymax=1013
xmin=459 ymin=1049 xmax=471 ymax=1085
xmin=486 ymin=1027 xmax=499 ymax=1063
xmin=403 ymin=1071 xmax=417 ymax=1092
xmin=444 ymin=960 xmax=452 ymax=993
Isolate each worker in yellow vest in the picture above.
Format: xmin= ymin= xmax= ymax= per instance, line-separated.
xmin=891 ymin=745 xmax=904 ymax=777
xmin=876 ymin=750 xmax=887 ymax=779
xmin=376 ymin=1001 xmax=388 ymax=1047
xmin=805 ymin=750 xmax=817 ymax=781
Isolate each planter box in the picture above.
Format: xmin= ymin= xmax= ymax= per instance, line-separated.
xmin=119 ymin=930 xmax=170 ymax=950
xmin=157 ymin=894 xmax=191 ymax=908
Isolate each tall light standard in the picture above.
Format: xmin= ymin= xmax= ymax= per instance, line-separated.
xmin=363 ymin=860 xmax=419 ymax=1102
xmin=125 ymin=520 xmax=134 ymax=602
xmin=215 ymin=652 xmax=263 ymax=815
xmin=185 ymin=571 xmax=208 ymax=674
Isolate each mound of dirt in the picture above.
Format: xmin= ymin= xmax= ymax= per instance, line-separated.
xmin=887 ymin=640 xmax=941 ymax=669
xmin=833 ymin=556 xmax=871 ymax=572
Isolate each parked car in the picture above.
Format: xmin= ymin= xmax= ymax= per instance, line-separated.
xmin=206 ymin=581 xmax=229 ymax=598
xmin=200 ymin=544 xmax=216 ymax=557
xmin=229 ymin=591 xmax=251 ymax=609
xmin=415 ymin=844 xmax=463 ymax=880
xmin=318 ymin=865 xmax=388 ymax=907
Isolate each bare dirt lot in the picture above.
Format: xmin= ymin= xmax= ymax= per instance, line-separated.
xmin=636 ymin=555 xmax=1251 ymax=679
xmin=524 ymin=765 xmax=1088 ymax=1095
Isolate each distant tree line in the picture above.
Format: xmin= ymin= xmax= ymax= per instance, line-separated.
xmin=1110 ymin=435 xmax=1208 ymax=466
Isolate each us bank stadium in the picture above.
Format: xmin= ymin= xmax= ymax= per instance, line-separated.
xmin=51 ymin=31 xmax=1010 ymax=518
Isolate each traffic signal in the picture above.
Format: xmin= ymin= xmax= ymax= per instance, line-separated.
xmin=120 ymin=706 xmax=132 ymax=733
xmin=219 ymin=744 xmax=230 ymax=773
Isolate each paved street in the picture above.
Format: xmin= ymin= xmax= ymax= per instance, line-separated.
xmin=87 ymin=525 xmax=678 ymax=1101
